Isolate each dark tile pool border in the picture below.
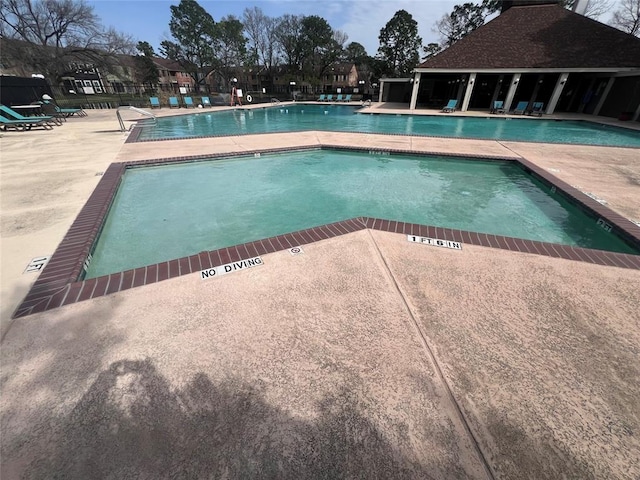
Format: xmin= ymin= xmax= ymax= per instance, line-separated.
xmin=13 ymin=146 xmax=640 ymax=318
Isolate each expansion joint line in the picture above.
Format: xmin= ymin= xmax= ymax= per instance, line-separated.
xmin=365 ymin=229 xmax=496 ymax=480
xmin=497 ymin=140 xmax=526 ymax=159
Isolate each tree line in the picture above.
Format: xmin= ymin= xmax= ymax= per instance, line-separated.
xmin=1 ymin=0 xmax=638 ymax=91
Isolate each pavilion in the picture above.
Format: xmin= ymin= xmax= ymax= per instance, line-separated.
xmin=381 ymin=0 xmax=640 ymax=120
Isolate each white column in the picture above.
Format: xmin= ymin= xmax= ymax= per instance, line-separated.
xmin=409 ymin=72 xmax=421 ymax=110
xmin=504 ymin=73 xmax=521 ymax=112
xmin=460 ymin=73 xmax=477 ymax=112
xmin=378 ymin=80 xmax=385 ymax=102
xmin=547 ymin=73 xmax=569 ymax=114
xmin=593 ymin=77 xmax=615 ymax=116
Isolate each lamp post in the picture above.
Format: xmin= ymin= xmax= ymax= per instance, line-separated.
xmin=289 ymin=81 xmax=296 ymax=101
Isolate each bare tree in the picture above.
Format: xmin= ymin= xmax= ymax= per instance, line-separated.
xmin=609 ymin=0 xmax=640 ymax=35
xmin=583 ymin=0 xmax=614 ymax=19
xmin=243 ymin=6 xmax=280 ymax=72
xmin=564 ymin=0 xmax=614 ymax=19
xmin=273 ymin=14 xmax=304 ymax=71
xmin=0 ymin=0 xmax=134 ymax=82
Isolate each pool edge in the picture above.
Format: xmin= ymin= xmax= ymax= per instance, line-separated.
xmin=13 ymin=146 xmax=640 ymax=318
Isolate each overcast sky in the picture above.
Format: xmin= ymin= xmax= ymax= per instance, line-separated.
xmin=86 ymin=0 xmax=620 ymax=57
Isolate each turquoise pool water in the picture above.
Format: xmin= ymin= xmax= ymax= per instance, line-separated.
xmin=85 ymin=149 xmax=637 ymax=278
xmin=136 ymin=104 xmax=640 ymax=147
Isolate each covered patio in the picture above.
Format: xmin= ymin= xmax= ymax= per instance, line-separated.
xmin=402 ymin=2 xmax=640 ymax=119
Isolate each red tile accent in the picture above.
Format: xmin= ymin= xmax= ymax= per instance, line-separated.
xmin=157 ymin=262 xmax=169 ymax=281
xmin=146 ymin=264 xmax=159 ymax=284
xmin=290 ymin=231 xmax=307 ymax=246
xmin=121 ymin=270 xmax=135 ymax=290
xmin=227 ymin=247 xmax=242 ymax=263
xmin=106 ymin=273 xmax=123 ymax=295
xmin=303 ymin=228 xmax=321 ymax=242
xmin=237 ymin=243 xmax=251 ymax=260
xmin=188 ymin=254 xmax=201 ymax=273
xmin=77 ymin=279 xmax=98 ymax=302
xmin=168 ymin=259 xmax=180 ymax=278
xmin=246 ymin=241 xmax=263 ymax=257
xmin=179 ymin=257 xmax=191 ymax=275
xmin=198 ymin=252 xmax=212 ymax=270
xmin=364 ymin=217 xmax=376 ymax=228
xmin=46 ymin=287 xmax=70 ymax=310
xmin=494 ymin=236 xmax=510 ymax=250
xmin=217 ymin=248 xmax=231 ymax=265
xmin=316 ymin=225 xmax=333 ymax=239
xmin=132 ymin=268 xmax=146 ymax=288
xmin=92 ymin=276 xmax=109 ymax=298
xmin=62 ymin=283 xmax=83 ymax=306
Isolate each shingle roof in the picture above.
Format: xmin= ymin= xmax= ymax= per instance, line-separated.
xmin=419 ymin=4 xmax=640 ymax=70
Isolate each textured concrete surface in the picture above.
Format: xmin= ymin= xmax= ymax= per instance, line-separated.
xmin=1 ymin=105 xmax=639 ymax=479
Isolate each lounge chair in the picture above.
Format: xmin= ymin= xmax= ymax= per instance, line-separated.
xmin=317 ymin=94 xmax=326 ymax=102
xmin=343 ymin=94 xmax=352 ymax=102
xmin=528 ymin=102 xmax=544 ymax=116
xmin=184 ymin=96 xmax=194 ymax=108
xmin=513 ymin=101 xmax=528 ymax=114
xmin=0 ymin=115 xmax=53 ymax=130
xmin=490 ymin=100 xmax=505 ymax=114
xmin=201 ymin=96 xmax=212 ymax=107
xmin=169 ymin=97 xmax=179 ymax=108
xmin=54 ymin=104 xmax=86 ymax=117
xmin=150 ymin=97 xmax=161 ymax=108
xmin=326 ymin=94 xmax=334 ymax=102
xmin=0 ymin=104 xmax=60 ymax=126
xmin=335 ymin=94 xmax=344 ymax=102
xmin=441 ymin=99 xmax=457 ymax=113
xmin=36 ymin=102 xmax=67 ymax=124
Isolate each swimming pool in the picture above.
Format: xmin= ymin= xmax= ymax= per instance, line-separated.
xmin=84 ymin=148 xmax=638 ymax=278
xmin=134 ymin=104 xmax=640 ymax=147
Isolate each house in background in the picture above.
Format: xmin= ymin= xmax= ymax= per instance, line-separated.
xmin=153 ymin=57 xmax=195 ymax=92
xmin=389 ymin=0 xmax=640 ymax=121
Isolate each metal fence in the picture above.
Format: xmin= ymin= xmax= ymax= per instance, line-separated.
xmin=2 ymin=80 xmax=374 ymax=110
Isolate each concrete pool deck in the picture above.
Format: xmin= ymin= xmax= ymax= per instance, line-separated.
xmin=1 ymin=106 xmax=639 ymax=478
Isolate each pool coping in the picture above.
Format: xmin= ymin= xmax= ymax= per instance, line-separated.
xmin=13 ymin=145 xmax=640 ymax=319
xmin=124 ymin=106 xmax=640 ymax=148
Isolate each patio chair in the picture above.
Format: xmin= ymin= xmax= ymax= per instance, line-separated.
xmin=441 ymin=99 xmax=457 ymax=113
xmin=38 ymin=94 xmax=86 ymax=117
xmin=0 ymin=104 xmax=60 ymax=126
xmin=54 ymin=104 xmax=86 ymax=117
xmin=513 ymin=101 xmax=529 ymax=114
xmin=336 ymin=94 xmax=344 ymax=102
xmin=326 ymin=94 xmax=334 ymax=102
xmin=37 ymin=102 xmax=66 ymax=124
xmin=169 ymin=96 xmax=180 ymax=108
xmin=0 ymin=115 xmax=53 ymax=130
xmin=490 ymin=100 xmax=505 ymax=114
xmin=184 ymin=96 xmax=195 ymax=108
xmin=343 ymin=94 xmax=352 ymax=102
xmin=317 ymin=94 xmax=326 ymax=102
xmin=528 ymin=102 xmax=544 ymax=116
xmin=150 ymin=97 xmax=161 ymax=108
xmin=201 ymin=96 xmax=212 ymax=107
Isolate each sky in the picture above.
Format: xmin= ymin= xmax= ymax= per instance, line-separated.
xmin=86 ymin=0 xmax=465 ymax=56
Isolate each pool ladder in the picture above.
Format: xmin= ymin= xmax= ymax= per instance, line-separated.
xmin=116 ymin=106 xmax=157 ymax=132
